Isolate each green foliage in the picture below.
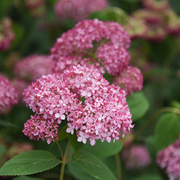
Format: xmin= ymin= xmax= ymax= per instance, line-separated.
xmin=127 ymin=92 xmax=149 ymax=121
xmin=133 ymin=174 xmax=162 ymax=180
xmin=0 ymin=144 xmax=6 ymax=157
xmin=82 ymin=140 xmax=123 ymax=158
xmin=89 ymin=7 xmax=128 ymax=24
xmin=73 ymin=150 xmax=117 ymax=180
xmin=154 ymin=112 xmax=180 ymax=151
xmin=68 ymin=161 xmax=97 ymax=180
xmin=0 ymin=150 xmax=61 ymax=176
xmin=13 ymin=176 xmax=44 ymax=180
xmin=67 ymin=133 xmax=83 ymax=154
xmin=58 ymin=125 xmax=68 ymax=141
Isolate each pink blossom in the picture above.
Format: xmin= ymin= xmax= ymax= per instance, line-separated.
xmin=0 ymin=18 xmax=15 ymax=51
xmin=113 ymin=66 xmax=143 ymax=95
xmin=23 ymin=65 xmax=133 ymax=145
xmin=14 ymin=55 xmax=54 ymax=81
xmin=0 ymin=75 xmax=18 ymax=114
xmin=96 ymin=44 xmax=130 ymax=76
xmin=51 ymin=19 xmax=130 ymax=59
xmin=157 ymin=138 xmax=180 ymax=180
xmin=54 ymin=0 xmax=108 ymax=21
xmin=122 ymin=145 xmax=151 ymax=169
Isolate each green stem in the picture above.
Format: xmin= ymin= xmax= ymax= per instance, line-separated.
xmin=134 ymin=107 xmax=180 ymax=140
xmin=55 ymin=140 xmax=64 ymax=161
xmin=59 ymin=141 xmax=71 ymax=180
xmin=115 ymin=152 xmax=122 ymax=180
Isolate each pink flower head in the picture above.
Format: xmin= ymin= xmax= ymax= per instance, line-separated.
xmin=142 ymin=0 xmax=170 ymax=12
xmin=14 ymin=55 xmax=54 ymax=81
xmin=0 ymin=18 xmax=15 ymax=51
xmin=23 ymin=65 xmax=133 ymax=145
xmin=96 ymin=44 xmax=130 ymax=76
xmin=157 ymin=138 xmax=180 ymax=180
xmin=51 ymin=19 xmax=130 ymax=58
xmin=54 ymin=0 xmax=108 ymax=21
xmin=113 ymin=66 xmax=143 ymax=95
xmin=122 ymin=145 xmax=151 ymax=169
xmin=51 ymin=19 xmax=130 ymax=76
xmin=52 ymin=56 xmax=104 ymax=74
xmin=25 ymin=0 xmax=45 ymax=9
xmin=0 ymin=75 xmax=18 ymax=114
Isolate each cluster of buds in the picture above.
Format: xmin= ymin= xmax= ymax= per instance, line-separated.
xmin=23 ymin=65 xmax=133 ymax=145
xmin=0 ymin=75 xmax=18 ymax=114
xmin=122 ymin=145 xmax=151 ymax=169
xmin=51 ymin=19 xmax=143 ymax=95
xmin=0 ymin=18 xmax=15 ymax=51
xmin=157 ymin=138 xmax=180 ymax=180
xmin=54 ymin=0 xmax=108 ymax=22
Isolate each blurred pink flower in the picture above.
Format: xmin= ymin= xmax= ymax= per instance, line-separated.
xmin=122 ymin=145 xmax=151 ymax=169
xmin=0 ymin=18 xmax=15 ymax=51
xmin=55 ymin=0 xmax=108 ymax=21
xmin=0 ymin=75 xmax=18 ymax=114
xmin=157 ymin=138 xmax=180 ymax=180
xmin=13 ymin=54 xmax=54 ymax=81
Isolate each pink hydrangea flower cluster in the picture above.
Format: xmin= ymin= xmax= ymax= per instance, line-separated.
xmin=0 ymin=75 xmax=18 ymax=114
xmin=157 ymin=138 xmax=180 ymax=180
xmin=113 ymin=66 xmax=143 ymax=95
xmin=142 ymin=0 xmax=170 ymax=12
xmin=51 ymin=19 xmax=131 ymax=76
xmin=54 ymin=0 xmax=108 ymax=21
xmin=0 ymin=18 xmax=15 ymax=51
xmin=25 ymin=0 xmax=45 ymax=9
xmin=122 ymin=145 xmax=151 ymax=169
xmin=23 ymin=65 xmax=133 ymax=145
xmin=13 ymin=55 xmax=54 ymax=82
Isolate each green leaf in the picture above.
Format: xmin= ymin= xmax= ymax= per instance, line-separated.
xmin=127 ymin=92 xmax=149 ymax=121
xmin=82 ymin=140 xmax=123 ymax=158
xmin=68 ymin=161 xmax=96 ymax=180
xmin=67 ymin=133 xmax=83 ymax=153
xmin=13 ymin=176 xmax=43 ymax=180
xmin=74 ymin=150 xmax=117 ymax=180
xmin=155 ymin=112 xmax=180 ymax=151
xmin=0 ymin=119 xmax=18 ymax=128
xmin=89 ymin=7 xmax=128 ymax=24
xmin=58 ymin=125 xmax=68 ymax=141
xmin=172 ymin=101 xmax=180 ymax=109
xmin=0 ymin=150 xmax=61 ymax=176
xmin=0 ymin=144 xmax=6 ymax=157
